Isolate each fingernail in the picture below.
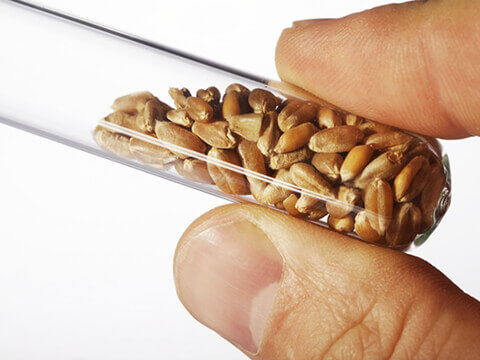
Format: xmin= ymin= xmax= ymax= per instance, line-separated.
xmin=174 ymin=218 xmax=283 ymax=354
xmin=292 ymin=18 xmax=333 ymax=29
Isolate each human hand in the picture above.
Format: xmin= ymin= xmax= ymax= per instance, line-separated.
xmin=174 ymin=1 xmax=480 ymax=359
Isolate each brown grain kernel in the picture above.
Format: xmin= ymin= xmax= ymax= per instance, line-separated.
xmin=222 ymin=92 xmax=242 ymax=118
xmin=354 ymin=150 xmax=407 ymax=189
xmin=309 ymin=125 xmax=364 ymax=153
xmin=394 ymin=155 xmax=430 ymax=202
xmin=138 ymin=99 xmax=171 ymax=133
xmin=345 ymin=114 xmax=364 ymax=126
xmin=225 ymin=83 xmax=250 ymax=97
xmin=386 ymin=203 xmax=422 ymax=248
xmin=166 ymin=109 xmax=194 ymax=127
xmin=317 ymin=107 xmax=342 ymax=128
xmin=261 ymin=169 xmax=294 ymax=205
xmin=168 ymin=87 xmax=191 ymax=109
xmin=406 ymin=142 xmax=432 ymax=160
xmin=309 ymin=206 xmax=328 ymax=221
xmin=196 ymin=86 xmax=221 ymax=104
xmin=274 ymin=201 xmax=285 ymax=209
xmin=311 ymin=153 xmax=343 ymax=182
xmin=154 ymin=121 xmax=207 ymax=158
xmin=274 ymin=122 xmax=318 ymax=153
xmin=420 ymin=160 xmax=447 ymax=232
xmin=175 ymin=159 xmax=213 ymax=184
xmin=129 ymin=137 xmax=177 ymax=169
xmin=283 ymin=194 xmax=303 ymax=217
xmin=191 ymin=121 xmax=236 ymax=149
xmin=269 ymin=147 xmax=312 ymax=170
xmin=227 ymin=113 xmax=263 ymax=141
xmin=103 ymin=111 xmax=142 ymax=132
xmin=290 ymin=163 xmax=336 ymax=198
xmin=340 ymin=145 xmax=374 ymax=182
xmin=248 ymin=88 xmax=278 ymax=113
xmin=364 ymin=179 xmax=394 ymax=236
xmin=237 ymin=139 xmax=268 ymax=200
xmin=186 ymin=97 xmax=214 ymax=123
xmin=328 ymin=215 xmax=354 ymax=233
xmin=278 ymin=101 xmax=318 ymax=132
xmin=111 ymin=91 xmax=155 ymax=113
xmin=359 ymin=121 xmax=396 ymax=136
xmin=295 ymin=193 xmax=326 ymax=213
xmin=93 ymin=127 xmax=133 ymax=159
xmin=354 ymin=211 xmax=382 ymax=243
xmin=207 ymin=148 xmax=250 ymax=195
xmin=364 ymin=131 xmax=413 ymax=150
xmin=257 ymin=111 xmax=280 ymax=156
xmin=326 ymin=186 xmax=361 ymax=218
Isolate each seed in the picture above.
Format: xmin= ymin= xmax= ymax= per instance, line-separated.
xmin=225 ymin=83 xmax=250 ymax=113
xmin=309 ymin=125 xmax=364 ymax=153
xmin=326 ymin=186 xmax=361 ymax=218
xmin=345 ymin=114 xmax=364 ymax=126
xmin=111 ymin=91 xmax=156 ymax=114
xmin=394 ymin=156 xmax=430 ymax=202
xmin=364 ymin=131 xmax=413 ymax=150
xmin=309 ymin=206 xmax=328 ymax=221
xmin=257 ymin=111 xmax=281 ymax=156
xmin=207 ymin=148 xmax=250 ymax=195
xmin=261 ymin=169 xmax=294 ymax=205
xmin=386 ymin=203 xmax=422 ymax=248
xmin=166 ymin=109 xmax=194 ymax=127
xmin=222 ymin=92 xmax=242 ymax=118
xmin=406 ymin=142 xmax=432 ymax=160
xmin=103 ymin=111 xmax=142 ymax=132
xmin=93 ymin=127 xmax=133 ymax=159
xmin=154 ymin=121 xmax=207 ymax=158
xmin=226 ymin=113 xmax=263 ymax=141
xmin=186 ymin=97 xmax=214 ymax=123
xmin=317 ymin=107 xmax=342 ymax=128
xmin=364 ymin=179 xmax=394 ymax=236
xmin=311 ymin=153 xmax=343 ymax=182
xmin=196 ymin=86 xmax=221 ymax=105
xmin=359 ymin=121 xmax=396 ymax=136
xmin=129 ymin=137 xmax=177 ymax=169
xmin=168 ymin=87 xmax=191 ymax=109
xmin=290 ymin=163 xmax=336 ymax=198
xmin=269 ymin=147 xmax=312 ymax=170
xmin=275 ymin=201 xmax=286 ymax=210
xmin=237 ymin=139 xmax=268 ymax=201
xmin=283 ymin=194 xmax=303 ymax=217
xmin=175 ymin=159 xmax=213 ymax=184
xmin=138 ymin=99 xmax=171 ymax=134
xmin=295 ymin=193 xmax=326 ymax=213
xmin=274 ymin=122 xmax=318 ymax=153
xmin=278 ymin=101 xmax=318 ymax=132
xmin=340 ymin=145 xmax=374 ymax=182
xmin=248 ymin=88 xmax=278 ymax=113
xmin=354 ymin=150 xmax=406 ymax=189
xmin=420 ymin=160 xmax=447 ymax=232
xmin=354 ymin=211 xmax=382 ymax=243
xmin=328 ymin=215 xmax=354 ymax=233
xmin=192 ymin=121 xmax=236 ymax=149
xmin=225 ymin=83 xmax=250 ymax=97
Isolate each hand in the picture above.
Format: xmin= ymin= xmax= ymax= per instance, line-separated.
xmin=174 ymin=1 xmax=480 ymax=359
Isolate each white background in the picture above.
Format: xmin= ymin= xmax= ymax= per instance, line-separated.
xmin=0 ymin=0 xmax=479 ymax=359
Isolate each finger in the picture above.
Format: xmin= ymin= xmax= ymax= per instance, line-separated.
xmin=276 ymin=0 xmax=480 ymax=138
xmin=174 ymin=204 xmax=480 ymax=359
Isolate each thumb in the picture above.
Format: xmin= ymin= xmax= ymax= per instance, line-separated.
xmin=174 ymin=204 xmax=480 ymax=359
xmin=275 ymin=0 xmax=480 ymax=138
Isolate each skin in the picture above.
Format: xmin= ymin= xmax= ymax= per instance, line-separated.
xmin=174 ymin=1 xmax=480 ymax=359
